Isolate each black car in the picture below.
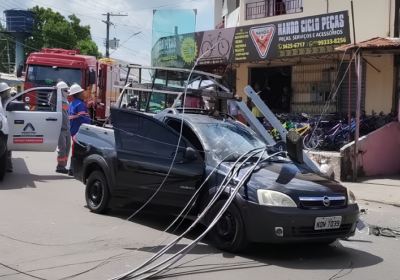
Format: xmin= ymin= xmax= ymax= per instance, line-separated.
xmin=72 ymin=107 xmax=359 ymax=252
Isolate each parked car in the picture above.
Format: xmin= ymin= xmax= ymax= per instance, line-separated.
xmin=71 ymin=107 xmax=359 ymax=252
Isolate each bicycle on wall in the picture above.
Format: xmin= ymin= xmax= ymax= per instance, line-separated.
xmin=201 ymin=32 xmax=230 ymax=58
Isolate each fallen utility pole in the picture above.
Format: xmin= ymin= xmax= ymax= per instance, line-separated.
xmin=234 ymin=101 xmax=276 ymax=145
xmin=243 ymin=85 xmax=320 ymax=174
xmin=102 ymin=13 xmax=128 ymax=58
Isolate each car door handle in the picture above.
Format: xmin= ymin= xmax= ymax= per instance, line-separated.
xmin=46 ymin=117 xmax=58 ymax=121
xmin=75 ymin=140 xmax=86 ymax=148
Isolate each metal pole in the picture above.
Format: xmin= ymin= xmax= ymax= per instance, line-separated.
xmin=243 ymin=86 xmax=320 ymax=174
xmin=106 ymin=13 xmax=110 ymax=58
xmin=351 ymin=1 xmax=356 ymax=45
xmin=348 ymin=52 xmax=352 ymax=140
xmin=353 ymin=51 xmax=362 ymax=182
xmin=6 ymin=40 xmax=10 ymax=74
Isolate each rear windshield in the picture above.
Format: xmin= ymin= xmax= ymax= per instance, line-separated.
xmin=27 ymin=65 xmax=82 ymax=87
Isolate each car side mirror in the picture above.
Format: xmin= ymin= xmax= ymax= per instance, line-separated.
xmin=6 ymin=101 xmax=26 ymax=111
xmin=184 ymin=147 xmax=197 ymax=161
xmin=286 ymin=129 xmax=303 ymax=164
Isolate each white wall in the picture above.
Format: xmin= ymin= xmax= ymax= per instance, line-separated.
xmin=214 ymin=0 xmax=223 ymax=28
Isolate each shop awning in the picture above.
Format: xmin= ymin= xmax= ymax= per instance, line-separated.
xmin=335 ymin=37 xmax=400 ymax=54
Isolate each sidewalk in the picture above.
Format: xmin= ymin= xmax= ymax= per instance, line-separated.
xmin=342 ymin=174 xmax=400 ymax=207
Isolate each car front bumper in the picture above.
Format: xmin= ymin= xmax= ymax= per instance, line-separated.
xmin=241 ymin=201 xmax=359 ymax=243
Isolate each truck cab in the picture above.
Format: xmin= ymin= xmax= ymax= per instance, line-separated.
xmin=24 ymin=48 xmax=97 ymax=115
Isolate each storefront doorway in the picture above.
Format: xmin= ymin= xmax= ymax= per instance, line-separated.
xmin=250 ymin=66 xmax=292 ymax=113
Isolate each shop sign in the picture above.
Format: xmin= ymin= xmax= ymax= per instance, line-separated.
xmin=151 ymin=11 xmax=351 ymax=67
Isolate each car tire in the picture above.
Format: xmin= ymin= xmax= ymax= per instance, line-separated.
xmin=208 ymin=200 xmax=249 ymax=253
xmin=85 ymin=171 xmax=111 ymax=214
xmin=0 ymin=149 xmax=7 ymax=181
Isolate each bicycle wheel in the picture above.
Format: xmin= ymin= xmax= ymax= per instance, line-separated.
xmin=333 ymin=130 xmax=348 ymax=151
xmin=303 ymin=130 xmax=322 ymax=150
xmin=218 ymin=38 xmax=230 ymax=56
xmin=201 ymin=41 xmax=213 ymax=57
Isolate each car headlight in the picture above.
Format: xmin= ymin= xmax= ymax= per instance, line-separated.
xmin=347 ymin=188 xmax=357 ymax=205
xmin=257 ymin=190 xmax=297 ymax=207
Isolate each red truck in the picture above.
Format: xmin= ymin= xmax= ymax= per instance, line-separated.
xmin=24 ymin=48 xmax=121 ymax=121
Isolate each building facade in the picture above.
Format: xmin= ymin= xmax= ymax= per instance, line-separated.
xmin=213 ymin=0 xmax=400 ymax=115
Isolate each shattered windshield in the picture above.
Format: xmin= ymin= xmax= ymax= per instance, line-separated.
xmin=27 ymin=65 xmax=82 ymax=87
xmin=198 ymin=123 xmax=268 ymax=161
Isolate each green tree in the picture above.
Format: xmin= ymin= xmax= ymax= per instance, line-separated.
xmin=23 ymin=6 xmax=102 ymax=60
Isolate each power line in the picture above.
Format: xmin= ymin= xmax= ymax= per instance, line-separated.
xmin=30 ymin=0 xmax=183 ymax=35
xmin=109 ymin=31 xmax=142 ymax=57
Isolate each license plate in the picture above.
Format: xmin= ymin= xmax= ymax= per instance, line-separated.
xmin=314 ymin=216 xmax=342 ymax=230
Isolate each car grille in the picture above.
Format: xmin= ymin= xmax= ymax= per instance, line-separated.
xmin=292 ymin=224 xmax=352 ymax=238
xmin=299 ymin=196 xmax=346 ymax=209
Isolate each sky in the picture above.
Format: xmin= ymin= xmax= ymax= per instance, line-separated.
xmin=0 ymin=0 xmax=214 ymax=67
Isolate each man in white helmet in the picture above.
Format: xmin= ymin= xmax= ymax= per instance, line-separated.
xmin=0 ymin=82 xmax=13 ymax=172
xmin=68 ymin=84 xmax=90 ymax=176
xmin=55 ymin=82 xmax=71 ymax=174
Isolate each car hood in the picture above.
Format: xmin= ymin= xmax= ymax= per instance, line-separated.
xmin=218 ymin=162 xmax=347 ymax=204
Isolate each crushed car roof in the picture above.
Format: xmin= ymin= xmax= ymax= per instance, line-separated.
xmin=154 ymin=108 xmax=240 ymax=124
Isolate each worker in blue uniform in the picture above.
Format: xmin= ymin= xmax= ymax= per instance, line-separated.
xmin=68 ymin=84 xmax=90 ymax=176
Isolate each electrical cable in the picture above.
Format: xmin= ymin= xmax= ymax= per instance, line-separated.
xmin=0 ymin=2 xmax=80 ymax=50
xmin=0 ymin=41 xmax=240 ymax=248
xmin=30 ymin=0 xmax=179 ymax=35
xmin=107 ymin=148 xmax=266 ymax=280
xmin=109 ymin=32 xmax=141 ymax=56
xmin=114 ymin=149 xmax=284 ymax=280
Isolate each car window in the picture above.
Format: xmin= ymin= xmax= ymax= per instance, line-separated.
xmin=148 ymin=92 xmax=166 ymax=113
xmin=197 ymin=123 xmax=266 ymax=161
xmin=115 ymin=111 xmax=186 ymax=157
xmin=17 ymin=89 xmax=57 ymax=112
xmin=165 ymin=118 xmax=205 ymax=160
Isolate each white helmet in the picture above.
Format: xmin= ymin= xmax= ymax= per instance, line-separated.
xmin=10 ymin=87 xmax=18 ymax=96
xmin=68 ymin=84 xmax=84 ymax=96
xmin=57 ymin=81 xmax=68 ymax=89
xmin=0 ymin=82 xmax=10 ymax=93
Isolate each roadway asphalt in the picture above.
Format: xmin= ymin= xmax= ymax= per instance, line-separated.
xmin=0 ymin=151 xmax=399 ymax=280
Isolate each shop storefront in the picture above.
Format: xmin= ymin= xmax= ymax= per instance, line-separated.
xmin=194 ymin=10 xmax=356 ymax=114
xmin=151 ymin=10 xmax=395 ymax=115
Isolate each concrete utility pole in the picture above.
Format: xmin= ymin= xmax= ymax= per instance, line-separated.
xmin=102 ymin=13 xmax=128 ymax=58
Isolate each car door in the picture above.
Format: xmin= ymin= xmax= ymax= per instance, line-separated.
xmin=5 ymin=87 xmax=62 ymax=152
xmin=112 ymin=107 xmax=205 ymax=209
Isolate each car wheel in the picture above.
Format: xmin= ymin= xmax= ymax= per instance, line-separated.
xmin=85 ymin=171 xmax=111 ymax=214
xmin=208 ymin=200 xmax=249 ymax=252
xmin=0 ymin=149 xmax=7 ymax=181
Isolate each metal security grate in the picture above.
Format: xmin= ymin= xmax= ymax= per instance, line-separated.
xmin=246 ymin=0 xmax=303 ymax=20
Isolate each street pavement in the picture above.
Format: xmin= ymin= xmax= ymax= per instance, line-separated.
xmin=0 ymin=151 xmax=399 ymax=280
xmin=343 ymin=175 xmax=400 ymax=207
